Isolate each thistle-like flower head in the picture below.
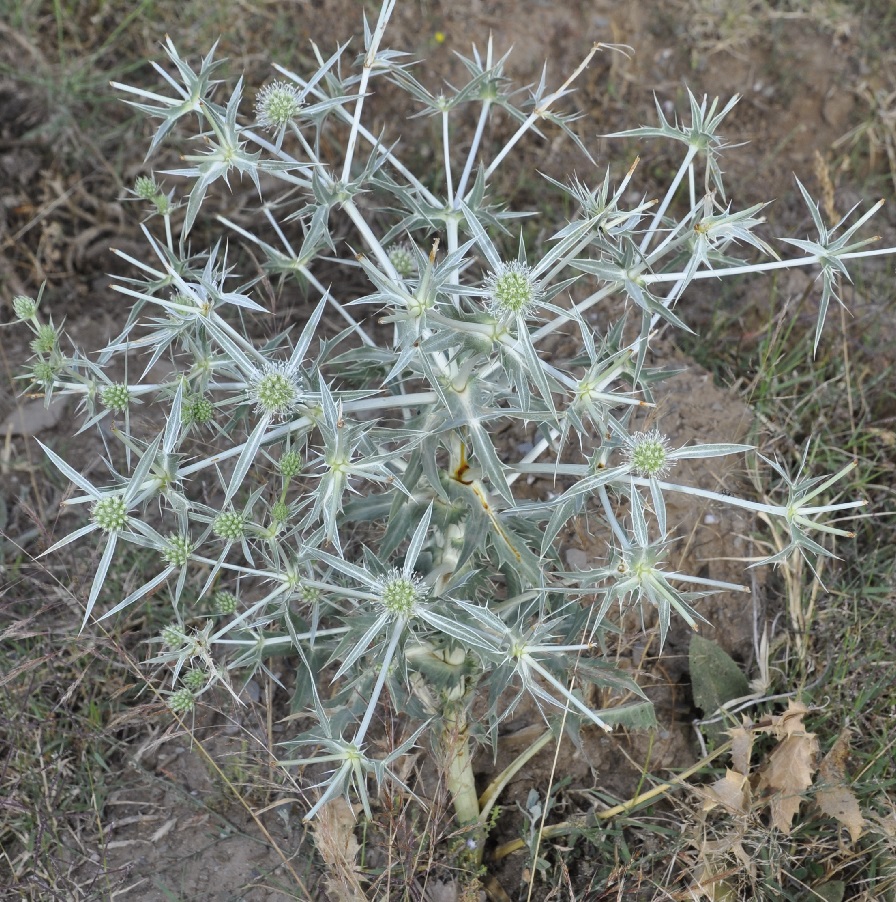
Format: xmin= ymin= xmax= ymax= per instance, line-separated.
xmin=249 ymin=362 xmax=302 ymax=420
xmin=13 ymin=295 xmax=38 ymax=320
xmin=101 ymin=383 xmax=131 ymax=413
xmin=255 ymin=81 xmax=304 ymax=131
xmin=625 ymin=429 xmax=673 ymax=478
xmin=91 ymin=496 xmax=129 ymax=533
xmin=213 ymin=590 xmax=238 ymax=615
xmin=485 ymin=261 xmax=543 ymax=319
xmin=168 ymin=687 xmax=195 ymax=713
xmin=134 ymin=175 xmax=158 ymax=200
xmin=387 ymin=242 xmax=417 ymax=279
xmin=213 ymin=510 xmax=247 ymax=541
xmin=378 ymin=568 xmax=426 ymax=617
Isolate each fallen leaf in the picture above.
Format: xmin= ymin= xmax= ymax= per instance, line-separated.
xmin=818 ymin=728 xmax=850 ymax=778
xmin=815 ymin=729 xmax=864 ymax=843
xmin=755 ymin=699 xmax=810 ymax=740
xmin=312 ymin=798 xmax=365 ymax=902
xmin=809 ymin=880 xmax=846 ymax=902
xmin=728 ymin=721 xmax=754 ymax=777
xmin=703 ymin=769 xmax=751 ymax=816
xmin=757 ymin=729 xmax=819 ymax=833
xmin=816 ymin=784 xmax=864 ymax=843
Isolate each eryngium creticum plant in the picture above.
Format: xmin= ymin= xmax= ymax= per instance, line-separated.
xmin=15 ymin=0 xmax=891 ymax=839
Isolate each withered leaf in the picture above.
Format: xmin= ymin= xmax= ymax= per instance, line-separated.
xmin=756 ymin=728 xmax=819 ymax=833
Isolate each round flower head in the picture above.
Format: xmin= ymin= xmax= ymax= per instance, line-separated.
xmin=213 ymin=510 xmax=246 ymax=541
xmin=625 ymin=429 xmax=672 ymax=478
xmin=182 ymin=668 xmax=206 ymax=691
xmin=378 ymin=568 xmax=426 ymax=617
xmin=387 ymin=242 xmax=417 ymax=279
xmin=270 ymin=500 xmax=290 ymax=523
xmin=92 ymin=496 xmax=129 ymax=533
xmin=255 ymin=81 xmax=303 ymax=131
xmin=30 ymin=359 xmax=58 ymax=387
xmin=13 ymin=295 xmax=38 ymax=321
xmin=485 ymin=261 xmax=543 ymax=319
xmin=184 ymin=395 xmax=215 ymax=426
xmin=30 ymin=324 xmax=58 ymax=355
xmin=101 ymin=383 xmax=131 ymax=414
xmin=162 ymin=623 xmax=185 ymax=647
xmin=250 ymin=363 xmax=301 ymax=420
xmin=213 ymin=590 xmax=238 ymax=615
xmin=163 ymin=533 xmax=194 ymax=568
xmin=279 ymin=449 xmax=303 ymax=479
xmin=168 ymin=687 xmax=195 ymax=714
xmin=134 ymin=175 xmax=158 ymax=200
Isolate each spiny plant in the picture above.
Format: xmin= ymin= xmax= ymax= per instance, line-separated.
xmin=10 ymin=0 xmax=893 ymax=855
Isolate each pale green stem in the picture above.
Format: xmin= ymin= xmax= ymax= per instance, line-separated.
xmin=477 ymin=728 xmax=554 ymax=825
xmin=341 ymin=0 xmax=396 ymax=182
xmin=483 ymin=43 xmax=601 ymax=181
xmin=457 ymin=98 xmax=491 ymax=203
xmin=213 ymin=627 xmax=348 ymax=647
xmin=639 ymin=144 xmax=699 ymax=254
xmin=442 ymin=109 xmax=454 ymax=204
xmin=352 ymin=617 xmax=405 ymax=746
xmin=642 ymin=245 xmax=896 ymax=284
xmin=442 ymin=703 xmax=481 ymax=845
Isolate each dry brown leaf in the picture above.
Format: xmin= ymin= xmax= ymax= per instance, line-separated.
xmin=818 ymin=728 xmax=851 ymax=779
xmin=728 ymin=721 xmax=754 ymax=777
xmin=691 ymin=856 xmax=739 ymax=902
xmin=756 ymin=699 xmax=811 ymax=740
xmin=704 ymin=769 xmax=751 ymax=816
xmin=815 ymin=729 xmax=865 ymax=843
xmin=312 ymin=797 xmax=365 ymax=902
xmin=757 ymin=730 xmax=819 ymax=833
xmin=816 ymin=784 xmax=865 ymax=843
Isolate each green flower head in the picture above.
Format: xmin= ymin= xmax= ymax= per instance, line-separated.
xmin=101 ymin=383 xmax=131 ymax=414
xmin=255 ymin=81 xmax=303 ymax=131
xmin=168 ymin=687 xmax=195 ymax=714
xmin=625 ymin=429 xmax=672 ymax=478
xmin=134 ymin=175 xmax=158 ymax=199
xmin=162 ymin=623 xmax=185 ymax=647
xmin=213 ymin=510 xmax=246 ymax=541
xmin=378 ymin=569 xmax=426 ymax=616
xmin=184 ymin=395 xmax=215 ymax=426
xmin=279 ymin=449 xmax=303 ymax=479
xmin=182 ymin=669 xmax=206 ymax=691
xmin=12 ymin=295 xmax=37 ymax=321
xmin=270 ymin=500 xmax=290 ymax=523
xmin=250 ymin=363 xmax=301 ymax=420
xmin=213 ymin=590 xmax=238 ymax=615
xmin=91 ymin=496 xmax=129 ymax=533
xmin=388 ymin=242 xmax=417 ymax=279
xmin=30 ymin=359 xmax=59 ymax=387
xmin=485 ymin=261 xmax=543 ymax=319
xmin=30 ymin=324 xmax=58 ymax=355
xmin=163 ymin=533 xmax=193 ymax=568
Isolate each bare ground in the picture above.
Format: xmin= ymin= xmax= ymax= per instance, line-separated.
xmin=2 ymin=1 xmax=895 ymax=900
